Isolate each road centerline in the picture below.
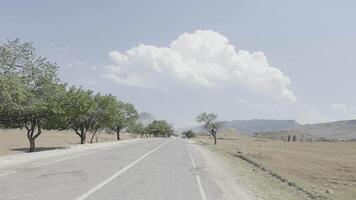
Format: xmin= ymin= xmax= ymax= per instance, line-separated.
xmin=75 ymin=139 xmax=171 ymax=200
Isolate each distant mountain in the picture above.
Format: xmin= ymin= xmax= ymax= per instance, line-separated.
xmin=292 ymin=120 xmax=356 ymax=140
xmin=137 ymin=112 xmax=155 ymax=127
xmin=221 ymin=119 xmax=300 ymax=135
xmin=255 ymin=130 xmax=328 ymax=142
xmin=186 ymin=118 xmax=356 ymax=140
xmin=185 ymin=119 xmax=300 ymax=135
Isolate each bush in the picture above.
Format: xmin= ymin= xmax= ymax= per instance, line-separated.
xmin=182 ymin=130 xmax=195 ymax=138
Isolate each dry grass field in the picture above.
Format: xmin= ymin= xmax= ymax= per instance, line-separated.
xmin=197 ymin=130 xmax=356 ymax=200
xmin=0 ymin=129 xmax=133 ymax=156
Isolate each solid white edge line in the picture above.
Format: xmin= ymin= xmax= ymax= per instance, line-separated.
xmin=185 ymin=140 xmax=208 ymax=200
xmin=75 ymin=139 xmax=171 ymax=200
xmin=34 ymin=151 xmax=94 ymax=168
xmin=0 ymin=171 xmax=16 ymax=177
xmin=0 ymin=140 xmax=145 ymax=177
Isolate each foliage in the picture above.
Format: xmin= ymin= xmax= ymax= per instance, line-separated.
xmin=89 ymin=94 xmax=119 ymax=143
xmin=127 ymin=122 xmax=146 ymax=138
xmin=109 ymin=102 xmax=138 ymax=140
xmin=145 ymin=120 xmax=173 ymax=137
xmin=182 ymin=130 xmax=195 ymax=138
xmin=0 ymin=39 xmax=166 ymax=151
xmin=60 ymin=86 xmax=96 ymax=144
xmin=0 ymin=39 xmax=64 ymax=152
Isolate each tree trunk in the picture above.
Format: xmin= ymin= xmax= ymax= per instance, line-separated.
xmin=117 ymin=132 xmax=121 ymax=140
xmin=90 ymin=132 xmax=95 ymax=144
xmin=81 ymin=132 xmax=86 ymax=144
xmin=29 ymin=139 xmax=35 ymax=152
xmin=212 ymin=132 xmax=217 ymax=145
xmin=25 ymin=119 xmax=40 ymax=152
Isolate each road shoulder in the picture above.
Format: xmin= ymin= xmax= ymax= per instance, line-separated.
xmin=194 ymin=139 xmax=309 ymax=200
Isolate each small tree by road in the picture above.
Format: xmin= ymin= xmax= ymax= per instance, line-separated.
xmin=127 ymin=122 xmax=145 ymax=138
xmin=89 ymin=94 xmax=118 ymax=143
xmin=182 ymin=130 xmax=195 ymax=138
xmin=196 ymin=112 xmax=221 ymax=145
xmin=61 ymin=86 xmax=96 ymax=144
xmin=110 ymin=102 xmax=138 ymax=140
xmin=145 ymin=120 xmax=173 ymax=137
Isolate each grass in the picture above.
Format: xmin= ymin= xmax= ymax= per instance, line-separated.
xmin=196 ymin=130 xmax=356 ymax=200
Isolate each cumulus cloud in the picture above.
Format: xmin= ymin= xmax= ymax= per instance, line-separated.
xmin=102 ymin=30 xmax=296 ymax=103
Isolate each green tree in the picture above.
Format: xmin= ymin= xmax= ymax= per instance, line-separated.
xmin=0 ymin=39 xmax=64 ymax=152
xmin=145 ymin=120 xmax=173 ymax=137
xmin=182 ymin=130 xmax=195 ymax=138
xmin=196 ymin=112 xmax=221 ymax=145
xmin=127 ymin=122 xmax=146 ymax=138
xmin=61 ymin=86 xmax=96 ymax=144
xmin=89 ymin=94 xmax=118 ymax=143
xmin=110 ymin=102 xmax=138 ymax=140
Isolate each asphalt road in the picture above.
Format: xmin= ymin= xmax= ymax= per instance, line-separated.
xmin=0 ymin=138 xmax=251 ymax=200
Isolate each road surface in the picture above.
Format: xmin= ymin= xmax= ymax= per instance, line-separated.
xmin=0 ymin=138 xmax=252 ymax=200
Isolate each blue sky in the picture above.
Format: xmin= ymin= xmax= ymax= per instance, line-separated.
xmin=1 ymin=0 xmax=356 ymax=127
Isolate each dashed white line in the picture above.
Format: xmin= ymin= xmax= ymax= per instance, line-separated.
xmin=186 ymin=140 xmax=208 ymax=200
xmin=187 ymin=143 xmax=197 ymax=168
xmin=75 ymin=139 xmax=171 ymax=200
xmin=196 ymin=175 xmax=208 ymax=200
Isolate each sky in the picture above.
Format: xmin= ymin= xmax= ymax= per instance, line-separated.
xmin=1 ymin=0 xmax=356 ymax=128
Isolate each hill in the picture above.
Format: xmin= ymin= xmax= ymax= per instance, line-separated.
xmin=292 ymin=119 xmax=356 ymax=140
xmin=185 ymin=119 xmax=300 ymax=135
xmin=222 ymin=119 xmax=300 ymax=135
xmin=254 ymin=130 xmax=328 ymax=142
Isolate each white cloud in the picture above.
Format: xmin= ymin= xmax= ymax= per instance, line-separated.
xmin=297 ymin=110 xmax=331 ymax=124
xmin=102 ymin=30 xmax=296 ymax=103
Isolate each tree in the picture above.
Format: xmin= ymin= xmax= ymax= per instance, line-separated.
xmin=0 ymin=39 xmax=64 ymax=152
xmin=89 ymin=94 xmax=118 ymax=143
xmin=110 ymin=102 xmax=138 ymax=140
xmin=127 ymin=122 xmax=145 ymax=138
xmin=61 ymin=86 xmax=96 ymax=144
xmin=196 ymin=112 xmax=221 ymax=145
xmin=145 ymin=120 xmax=173 ymax=137
xmin=182 ymin=130 xmax=195 ymax=138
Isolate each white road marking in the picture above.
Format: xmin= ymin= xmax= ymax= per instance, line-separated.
xmin=34 ymin=151 xmax=94 ymax=168
xmin=75 ymin=139 xmax=171 ymax=200
xmin=186 ymin=140 xmax=208 ymax=200
xmin=0 ymin=150 xmax=102 ymax=178
xmin=186 ymin=142 xmax=196 ymax=168
xmin=0 ymin=171 xmax=16 ymax=177
xmin=196 ymin=175 xmax=208 ymax=200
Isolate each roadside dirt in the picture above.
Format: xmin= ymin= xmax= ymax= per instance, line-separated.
xmin=196 ymin=131 xmax=356 ymax=200
xmin=0 ymin=129 xmax=132 ymax=156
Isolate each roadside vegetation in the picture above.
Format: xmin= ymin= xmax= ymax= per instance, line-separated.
xmin=0 ymin=39 xmax=173 ymax=153
xmin=182 ymin=130 xmax=195 ymax=138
